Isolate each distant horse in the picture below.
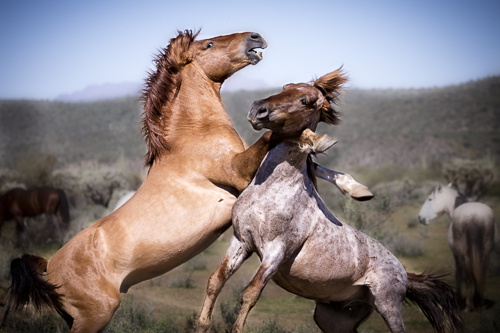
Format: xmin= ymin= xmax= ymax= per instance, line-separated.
xmin=197 ymin=70 xmax=463 ymax=333
xmin=0 ymin=187 xmax=70 ymax=243
xmin=2 ymin=31 xmax=368 ymax=332
xmin=418 ymin=183 xmax=496 ymax=311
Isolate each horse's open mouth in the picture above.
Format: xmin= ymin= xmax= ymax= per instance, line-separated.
xmin=246 ymin=47 xmax=264 ymax=64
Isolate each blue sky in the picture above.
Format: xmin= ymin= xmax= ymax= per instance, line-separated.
xmin=0 ymin=0 xmax=499 ymax=99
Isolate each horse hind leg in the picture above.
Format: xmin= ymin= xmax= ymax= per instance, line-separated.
xmin=314 ymin=301 xmax=374 ymax=333
xmin=369 ymin=274 xmax=406 ymax=333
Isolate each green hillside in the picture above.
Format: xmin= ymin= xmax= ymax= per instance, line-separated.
xmin=0 ymin=76 xmax=498 ymax=175
xmin=222 ymin=76 xmax=500 ymax=171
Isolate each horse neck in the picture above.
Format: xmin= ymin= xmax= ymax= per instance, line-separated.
xmin=440 ymin=188 xmax=458 ymax=219
xmin=255 ymin=142 xmax=309 ymax=182
xmin=165 ymin=63 xmax=233 ymax=140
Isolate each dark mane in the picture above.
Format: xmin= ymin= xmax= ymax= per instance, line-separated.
xmin=140 ymin=29 xmax=200 ymax=167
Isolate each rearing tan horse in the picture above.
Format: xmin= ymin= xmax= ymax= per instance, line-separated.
xmin=1 ymin=30 xmax=370 ymax=332
xmin=1 ymin=30 xmax=274 ymax=333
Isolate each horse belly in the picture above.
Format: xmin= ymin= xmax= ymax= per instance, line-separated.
xmin=272 ymin=270 xmax=364 ymax=302
xmin=106 ymin=176 xmax=237 ymax=290
xmin=271 ymin=230 xmax=369 ymax=302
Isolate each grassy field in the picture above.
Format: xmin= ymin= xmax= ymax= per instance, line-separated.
xmin=1 ymin=192 xmax=498 ymax=332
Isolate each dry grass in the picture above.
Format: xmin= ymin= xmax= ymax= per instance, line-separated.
xmin=1 ymin=196 xmax=499 ymax=332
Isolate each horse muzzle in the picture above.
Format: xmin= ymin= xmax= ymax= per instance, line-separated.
xmin=245 ymin=33 xmax=267 ymax=65
xmin=417 ymin=215 xmax=429 ymax=225
xmin=248 ymin=101 xmax=270 ymax=130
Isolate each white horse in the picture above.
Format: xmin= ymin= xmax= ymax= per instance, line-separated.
xmin=418 ymin=183 xmax=496 ymax=311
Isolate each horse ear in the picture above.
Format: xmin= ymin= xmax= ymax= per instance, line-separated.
xmin=447 ymin=183 xmax=453 ymax=188
xmin=436 ymin=184 xmax=442 ymax=192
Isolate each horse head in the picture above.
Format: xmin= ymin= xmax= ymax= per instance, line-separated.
xmin=141 ymin=30 xmax=267 ymax=167
xmin=418 ymin=183 xmax=459 ymax=225
xmin=189 ymin=32 xmax=267 ymax=82
xmin=247 ymin=68 xmax=347 ymax=140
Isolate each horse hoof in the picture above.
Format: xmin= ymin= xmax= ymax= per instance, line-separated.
xmin=314 ymin=136 xmax=337 ymax=153
xmin=350 ymin=187 xmax=374 ymax=201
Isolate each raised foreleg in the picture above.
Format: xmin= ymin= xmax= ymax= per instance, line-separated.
xmin=196 ymin=236 xmax=251 ymax=333
xmin=231 ymin=244 xmax=285 ymax=333
xmin=313 ymin=164 xmax=373 ymax=201
xmin=229 ymin=131 xmax=273 ymax=191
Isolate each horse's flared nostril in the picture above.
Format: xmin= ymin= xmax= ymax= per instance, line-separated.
xmin=250 ymin=33 xmax=261 ymax=40
xmin=256 ymin=106 xmax=268 ymax=119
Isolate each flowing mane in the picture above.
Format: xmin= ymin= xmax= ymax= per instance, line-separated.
xmin=311 ymin=68 xmax=347 ymax=126
xmin=140 ymin=29 xmax=200 ymax=167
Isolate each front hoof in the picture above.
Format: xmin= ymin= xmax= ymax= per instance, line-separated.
xmin=350 ymin=187 xmax=374 ymax=201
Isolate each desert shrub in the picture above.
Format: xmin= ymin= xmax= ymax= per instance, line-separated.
xmin=406 ymin=216 xmax=419 ymax=228
xmin=183 ymin=311 xmax=198 ymax=333
xmin=185 ymin=254 xmax=208 ymax=272
xmin=383 ymin=234 xmax=423 ymax=257
xmin=170 ymin=273 xmax=196 ymax=289
xmin=249 ymin=318 xmax=291 ymax=333
xmin=10 ymin=155 xmax=57 ymax=187
xmin=51 ymin=163 xmax=130 ymax=207
xmin=0 ymin=312 xmax=68 ymax=333
xmin=105 ymin=296 xmax=179 ymax=333
xmin=219 ymin=285 xmax=244 ymax=331
xmin=443 ymin=158 xmax=495 ymax=199
xmin=340 ymin=190 xmax=395 ymax=241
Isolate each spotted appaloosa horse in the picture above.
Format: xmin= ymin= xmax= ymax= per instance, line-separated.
xmin=197 ymin=69 xmax=463 ymax=333
xmin=2 ymin=31 xmax=367 ymax=333
xmin=418 ymin=183 xmax=496 ymax=311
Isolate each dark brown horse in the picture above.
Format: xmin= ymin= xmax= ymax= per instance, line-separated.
xmin=0 ymin=187 xmax=70 ymax=243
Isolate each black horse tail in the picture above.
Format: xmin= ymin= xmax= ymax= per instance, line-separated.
xmin=406 ymin=272 xmax=463 ymax=333
xmin=0 ymin=254 xmax=71 ymax=328
xmin=57 ymin=189 xmax=70 ymax=224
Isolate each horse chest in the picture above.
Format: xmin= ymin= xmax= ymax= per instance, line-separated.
xmin=233 ymin=159 xmax=316 ymax=262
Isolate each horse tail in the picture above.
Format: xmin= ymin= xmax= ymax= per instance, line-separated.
xmin=57 ymin=189 xmax=70 ymax=224
xmin=406 ymin=272 xmax=463 ymax=333
xmin=0 ymin=254 xmax=71 ymax=327
xmin=469 ymin=217 xmax=489 ymax=306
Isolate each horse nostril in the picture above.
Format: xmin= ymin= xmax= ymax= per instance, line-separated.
xmin=256 ymin=106 xmax=268 ymax=119
xmin=250 ymin=33 xmax=260 ymax=40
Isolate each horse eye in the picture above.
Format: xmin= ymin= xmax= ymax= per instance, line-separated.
xmin=206 ymin=42 xmax=214 ymax=49
xmin=300 ymin=98 xmax=307 ymax=106
xmin=428 ymin=198 xmax=432 ymax=201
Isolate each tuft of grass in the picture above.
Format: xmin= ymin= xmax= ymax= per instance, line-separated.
xmin=249 ymin=318 xmax=291 ymax=333
xmin=170 ymin=273 xmax=196 ymax=289
xmin=105 ymin=296 xmax=179 ymax=333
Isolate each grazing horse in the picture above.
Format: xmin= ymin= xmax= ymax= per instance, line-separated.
xmin=418 ymin=183 xmax=496 ymax=311
xmin=0 ymin=187 xmax=70 ymax=243
xmin=197 ymin=70 xmax=463 ymax=333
